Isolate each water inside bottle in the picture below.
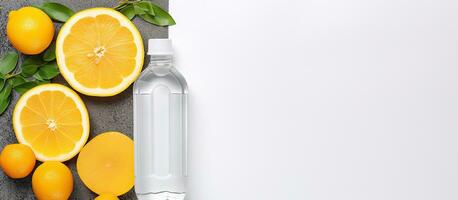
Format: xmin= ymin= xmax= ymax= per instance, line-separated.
xmin=133 ymin=55 xmax=187 ymax=200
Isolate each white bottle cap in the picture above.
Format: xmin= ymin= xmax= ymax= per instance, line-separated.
xmin=147 ymin=38 xmax=173 ymax=55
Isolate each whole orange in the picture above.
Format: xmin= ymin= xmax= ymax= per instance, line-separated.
xmin=32 ymin=161 xmax=73 ymax=200
xmin=0 ymin=144 xmax=36 ymax=178
xmin=7 ymin=7 xmax=54 ymax=55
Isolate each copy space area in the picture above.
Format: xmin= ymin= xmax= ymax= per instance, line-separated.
xmin=170 ymin=0 xmax=458 ymax=199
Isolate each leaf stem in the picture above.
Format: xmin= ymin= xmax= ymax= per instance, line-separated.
xmin=4 ymin=73 xmax=20 ymax=79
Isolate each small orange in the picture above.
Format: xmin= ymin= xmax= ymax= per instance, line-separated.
xmin=32 ymin=161 xmax=73 ymax=200
xmin=95 ymin=194 xmax=119 ymax=200
xmin=7 ymin=7 xmax=54 ymax=54
xmin=0 ymin=144 xmax=36 ymax=178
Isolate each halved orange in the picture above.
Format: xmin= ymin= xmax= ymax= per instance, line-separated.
xmin=13 ymin=84 xmax=90 ymax=162
xmin=77 ymin=131 xmax=134 ymax=196
xmin=56 ymin=8 xmax=144 ymax=96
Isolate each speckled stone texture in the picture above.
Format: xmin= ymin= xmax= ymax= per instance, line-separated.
xmin=0 ymin=0 xmax=168 ymax=199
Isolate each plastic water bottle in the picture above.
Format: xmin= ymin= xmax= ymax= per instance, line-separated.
xmin=134 ymin=39 xmax=188 ymax=200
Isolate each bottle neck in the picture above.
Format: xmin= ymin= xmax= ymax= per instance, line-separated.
xmin=149 ymin=55 xmax=173 ymax=68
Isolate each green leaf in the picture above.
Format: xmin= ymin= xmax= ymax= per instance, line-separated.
xmin=140 ymin=4 xmax=175 ymax=26
xmin=0 ymin=83 xmax=12 ymax=100
xmin=36 ymin=2 xmax=75 ymax=22
xmin=23 ymin=55 xmax=45 ymax=66
xmin=8 ymin=76 xmax=27 ymax=87
xmin=14 ymin=82 xmax=38 ymax=95
xmin=0 ymin=83 xmax=12 ymax=101
xmin=134 ymin=1 xmax=155 ymax=16
xmin=138 ymin=14 xmax=155 ymax=24
xmin=34 ymin=62 xmax=59 ymax=80
xmin=21 ymin=64 xmax=40 ymax=77
xmin=134 ymin=5 xmax=146 ymax=15
xmin=33 ymin=73 xmax=44 ymax=81
xmin=114 ymin=2 xmax=129 ymax=11
xmin=0 ymin=95 xmax=10 ymax=115
xmin=151 ymin=4 xmax=175 ymax=26
xmin=0 ymin=79 xmax=4 ymax=91
xmin=119 ymin=5 xmax=136 ymax=20
xmin=0 ymin=83 xmax=12 ymax=114
xmin=37 ymin=79 xmax=51 ymax=85
xmin=43 ymin=42 xmax=56 ymax=62
xmin=0 ymin=51 xmax=19 ymax=75
xmin=21 ymin=55 xmax=45 ymax=77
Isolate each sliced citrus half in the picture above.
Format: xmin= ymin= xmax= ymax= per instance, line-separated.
xmin=13 ymin=84 xmax=90 ymax=162
xmin=56 ymin=8 xmax=144 ymax=97
xmin=77 ymin=131 xmax=134 ymax=196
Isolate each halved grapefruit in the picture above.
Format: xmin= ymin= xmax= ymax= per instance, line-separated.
xmin=56 ymin=8 xmax=144 ymax=96
xmin=13 ymin=84 xmax=90 ymax=162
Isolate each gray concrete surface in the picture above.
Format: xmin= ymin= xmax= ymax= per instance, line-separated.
xmin=0 ymin=0 xmax=168 ymax=199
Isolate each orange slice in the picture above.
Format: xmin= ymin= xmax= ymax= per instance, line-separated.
xmin=56 ymin=8 xmax=144 ymax=96
xmin=13 ymin=84 xmax=90 ymax=162
xmin=77 ymin=131 xmax=134 ymax=196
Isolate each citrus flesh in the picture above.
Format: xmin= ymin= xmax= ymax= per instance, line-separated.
xmin=13 ymin=84 xmax=90 ymax=162
xmin=0 ymin=144 xmax=36 ymax=178
xmin=77 ymin=131 xmax=134 ymax=196
xmin=56 ymin=8 xmax=144 ymax=96
xmin=32 ymin=161 xmax=73 ymax=200
xmin=7 ymin=7 xmax=54 ymax=55
xmin=95 ymin=194 xmax=120 ymax=200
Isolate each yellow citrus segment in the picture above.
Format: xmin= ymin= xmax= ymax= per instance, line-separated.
xmin=56 ymin=8 xmax=144 ymax=96
xmin=22 ymin=124 xmax=47 ymax=142
xmin=13 ymin=84 xmax=90 ymax=162
xmin=20 ymin=107 xmax=44 ymax=125
xmin=77 ymin=132 xmax=134 ymax=196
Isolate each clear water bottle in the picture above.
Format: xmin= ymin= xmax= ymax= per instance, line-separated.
xmin=134 ymin=39 xmax=188 ymax=200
